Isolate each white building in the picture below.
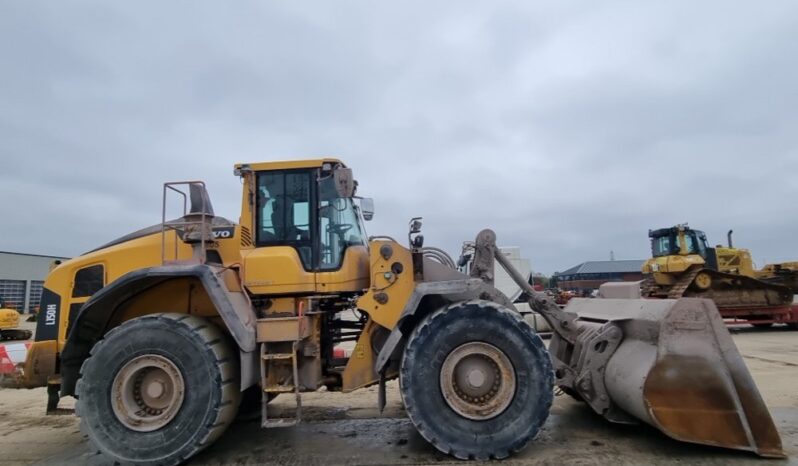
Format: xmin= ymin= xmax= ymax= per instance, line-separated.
xmin=492 ymin=246 xmax=532 ymax=301
xmin=0 ymin=251 xmax=69 ymax=313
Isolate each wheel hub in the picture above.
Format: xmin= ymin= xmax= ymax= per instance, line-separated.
xmin=112 ymin=354 xmax=185 ymax=432
xmin=694 ymin=272 xmax=712 ymax=290
xmin=440 ymin=342 xmax=516 ymax=420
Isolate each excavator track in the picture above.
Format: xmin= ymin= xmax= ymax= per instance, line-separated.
xmin=664 ymin=268 xmax=793 ymax=310
xmin=640 ymin=276 xmax=660 ymax=298
xmin=666 ymin=268 xmax=702 ymax=299
xmin=641 ymin=270 xmax=701 ymax=300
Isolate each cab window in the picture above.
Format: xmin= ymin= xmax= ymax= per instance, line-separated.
xmin=684 ymin=234 xmax=697 ymax=253
xmin=652 ymin=236 xmax=674 ymax=257
xmin=256 ymin=170 xmax=313 ymax=269
xmin=72 ymin=264 xmax=105 ymax=298
xmin=318 ymin=175 xmax=366 ymax=270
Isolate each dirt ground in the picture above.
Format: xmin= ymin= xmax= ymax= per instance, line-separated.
xmin=1 ymin=323 xmax=797 ymax=465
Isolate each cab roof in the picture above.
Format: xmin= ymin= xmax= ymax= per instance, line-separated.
xmin=234 ymin=158 xmax=345 ymax=172
xmin=649 ymin=225 xmax=705 ymax=238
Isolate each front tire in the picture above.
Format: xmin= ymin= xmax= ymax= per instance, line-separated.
xmin=75 ymin=313 xmax=241 ymax=465
xmin=400 ymin=300 xmax=553 ymax=460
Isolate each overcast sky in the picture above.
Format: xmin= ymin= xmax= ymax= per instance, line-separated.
xmin=2 ymin=1 xmax=797 ymax=274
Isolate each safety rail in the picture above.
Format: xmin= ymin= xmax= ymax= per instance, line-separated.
xmin=160 ymin=181 xmax=211 ymax=265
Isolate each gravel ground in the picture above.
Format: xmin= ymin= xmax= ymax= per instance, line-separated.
xmin=0 ymin=323 xmax=796 ymax=465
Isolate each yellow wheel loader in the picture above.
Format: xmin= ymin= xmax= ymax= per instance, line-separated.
xmin=642 ymin=225 xmax=793 ymax=310
xmin=0 ymin=297 xmax=33 ymax=341
xmin=11 ymin=160 xmax=783 ymax=464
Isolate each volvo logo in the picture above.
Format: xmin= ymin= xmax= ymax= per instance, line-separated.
xmin=212 ymin=227 xmax=235 ymax=239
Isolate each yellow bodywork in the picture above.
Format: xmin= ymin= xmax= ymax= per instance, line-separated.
xmin=235 ymin=158 xmax=342 ymax=173
xmin=755 ymin=261 xmax=798 ymax=280
xmin=715 ymin=246 xmax=756 ymax=276
xmin=12 ymin=161 xmax=787 ymax=462
xmin=643 ymin=254 xmax=706 ymax=285
xmin=643 ymin=226 xmax=704 ymax=284
xmin=242 ymin=245 xmax=369 ymax=295
xmin=22 ymin=157 xmax=374 ymax=391
xmin=643 ymin=226 xmax=761 ymax=285
xmin=342 ymin=239 xmax=416 ymax=391
xmin=46 ymin=228 xmax=242 ymax=347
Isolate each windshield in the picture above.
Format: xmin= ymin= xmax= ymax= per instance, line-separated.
xmin=693 ymin=231 xmax=708 ymax=257
xmin=651 ymin=231 xmax=709 ymax=258
xmin=682 ymin=231 xmax=707 ymax=256
xmin=318 ymin=176 xmax=367 ymax=270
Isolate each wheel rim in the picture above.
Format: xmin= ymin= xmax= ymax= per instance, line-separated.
xmin=439 ymin=342 xmax=516 ymax=420
xmin=694 ymin=272 xmax=712 ymax=290
xmin=111 ymin=354 xmax=185 ymax=432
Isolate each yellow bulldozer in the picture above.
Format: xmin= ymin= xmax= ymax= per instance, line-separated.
xmin=0 ymin=297 xmax=33 ymax=341
xmin=8 ymin=160 xmax=783 ymax=464
xmin=642 ymin=225 xmax=794 ymax=312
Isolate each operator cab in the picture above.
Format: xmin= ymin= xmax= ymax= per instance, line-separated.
xmin=236 ymin=159 xmax=372 ymax=295
xmin=255 ymin=168 xmax=367 ymax=270
xmin=649 ymin=226 xmax=710 ymax=259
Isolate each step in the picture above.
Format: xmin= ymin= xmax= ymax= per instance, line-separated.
xmin=264 ymin=384 xmax=297 ymax=393
xmin=262 ymin=353 xmax=295 ymax=361
xmin=262 ymin=418 xmax=300 ymax=428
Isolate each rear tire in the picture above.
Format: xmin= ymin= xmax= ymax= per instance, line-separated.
xmin=75 ymin=313 xmax=240 ymax=466
xmin=400 ymin=300 xmax=553 ymax=460
xmin=751 ymin=322 xmax=774 ymax=329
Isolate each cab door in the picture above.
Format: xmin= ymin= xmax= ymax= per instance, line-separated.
xmin=243 ymin=169 xmax=317 ymax=295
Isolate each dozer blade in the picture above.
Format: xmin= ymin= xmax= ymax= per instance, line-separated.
xmin=560 ymin=297 xmax=784 ymax=457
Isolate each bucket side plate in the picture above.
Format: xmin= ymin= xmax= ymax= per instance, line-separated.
xmin=643 ymin=298 xmax=783 ymax=457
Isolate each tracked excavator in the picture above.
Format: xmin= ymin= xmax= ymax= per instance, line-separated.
xmin=6 ymin=160 xmax=783 ymax=464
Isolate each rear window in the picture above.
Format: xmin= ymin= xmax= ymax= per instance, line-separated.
xmin=72 ymin=265 xmax=105 ymax=298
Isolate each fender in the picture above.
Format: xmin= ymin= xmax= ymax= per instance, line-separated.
xmin=374 ymin=278 xmax=516 ymax=373
xmin=59 ymin=264 xmax=256 ymax=396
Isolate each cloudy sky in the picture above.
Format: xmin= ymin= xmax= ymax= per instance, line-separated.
xmin=2 ymin=1 xmax=797 ymax=274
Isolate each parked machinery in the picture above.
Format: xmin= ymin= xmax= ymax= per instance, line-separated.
xmin=0 ymin=296 xmax=32 ymax=341
xmin=642 ymin=225 xmax=793 ymax=309
xmin=9 ymin=162 xmax=783 ymax=464
xmin=757 ymin=261 xmax=798 ymax=294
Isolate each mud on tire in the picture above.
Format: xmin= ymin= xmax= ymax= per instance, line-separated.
xmin=75 ymin=313 xmax=241 ymax=466
xmin=400 ymin=300 xmax=553 ymax=460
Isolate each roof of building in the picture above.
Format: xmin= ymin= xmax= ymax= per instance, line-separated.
xmin=557 ymin=259 xmax=645 ymax=276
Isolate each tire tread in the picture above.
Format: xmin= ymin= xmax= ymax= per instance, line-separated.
xmin=75 ymin=313 xmax=241 ymax=466
xmin=400 ymin=300 xmax=553 ymax=460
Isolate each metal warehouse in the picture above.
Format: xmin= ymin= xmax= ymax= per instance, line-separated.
xmin=555 ymin=259 xmax=645 ymax=292
xmin=0 ymin=251 xmax=69 ymax=314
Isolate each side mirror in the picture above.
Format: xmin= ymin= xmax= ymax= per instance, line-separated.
xmin=360 ymin=197 xmax=374 ymax=221
xmin=333 ymin=168 xmax=356 ymax=198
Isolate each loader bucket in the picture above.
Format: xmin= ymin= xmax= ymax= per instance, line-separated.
xmin=563 ymin=297 xmax=784 ymax=457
